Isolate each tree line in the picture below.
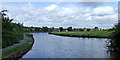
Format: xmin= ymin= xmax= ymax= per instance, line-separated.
xmin=1 ymin=10 xmax=24 ymax=48
xmin=25 ymin=26 xmax=115 ymax=33
xmin=58 ymin=26 xmax=114 ymax=32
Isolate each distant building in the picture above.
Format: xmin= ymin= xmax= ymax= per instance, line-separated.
xmin=53 ymin=28 xmax=59 ymax=32
xmin=84 ymin=29 xmax=87 ymax=31
xmin=63 ymin=29 xmax=68 ymax=32
xmin=73 ymin=29 xmax=79 ymax=31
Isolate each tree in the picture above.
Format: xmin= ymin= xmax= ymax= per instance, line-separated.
xmin=2 ymin=10 xmax=24 ymax=48
xmin=48 ymin=27 xmax=54 ymax=32
xmin=67 ymin=27 xmax=72 ymax=31
xmin=1 ymin=10 xmax=8 ymax=17
xmin=108 ymin=23 xmax=120 ymax=52
xmin=94 ymin=27 xmax=98 ymax=29
xmin=79 ymin=28 xmax=84 ymax=31
xmin=93 ymin=27 xmax=98 ymax=31
xmin=35 ymin=27 xmax=41 ymax=31
xmin=87 ymin=28 xmax=91 ymax=31
xmin=59 ymin=27 xmax=63 ymax=32
xmin=108 ymin=28 xmax=115 ymax=31
xmin=42 ymin=26 xmax=48 ymax=32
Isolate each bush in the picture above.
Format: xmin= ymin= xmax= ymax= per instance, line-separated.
xmin=2 ymin=17 xmax=24 ymax=48
xmin=79 ymin=28 xmax=84 ymax=31
xmin=87 ymin=28 xmax=91 ymax=31
xmin=25 ymin=33 xmax=33 ymax=37
xmin=67 ymin=27 xmax=72 ymax=31
xmin=109 ymin=23 xmax=120 ymax=52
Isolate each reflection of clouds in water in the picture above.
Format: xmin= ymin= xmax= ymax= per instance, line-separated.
xmin=23 ymin=33 xmax=110 ymax=58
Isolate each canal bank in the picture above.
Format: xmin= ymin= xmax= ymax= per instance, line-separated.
xmin=2 ymin=34 xmax=34 ymax=60
xmin=49 ymin=33 xmax=108 ymax=38
xmin=49 ymin=31 xmax=112 ymax=38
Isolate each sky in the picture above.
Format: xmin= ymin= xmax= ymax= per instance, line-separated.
xmin=1 ymin=2 xmax=118 ymax=29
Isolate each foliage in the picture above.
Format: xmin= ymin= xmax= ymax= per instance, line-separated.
xmin=41 ymin=26 xmax=48 ymax=32
xmin=2 ymin=37 xmax=33 ymax=58
xmin=102 ymin=29 xmax=108 ymax=31
xmin=2 ymin=11 xmax=24 ymax=48
xmin=93 ymin=27 xmax=98 ymax=31
xmin=109 ymin=23 xmax=120 ymax=52
xmin=59 ymin=27 xmax=63 ymax=32
xmin=87 ymin=28 xmax=91 ymax=31
xmin=67 ymin=27 xmax=72 ymax=31
xmin=35 ymin=27 xmax=41 ymax=32
xmin=48 ymin=27 xmax=54 ymax=32
xmin=25 ymin=33 xmax=33 ymax=38
xmin=79 ymin=28 xmax=84 ymax=31
xmin=108 ymin=28 xmax=115 ymax=31
xmin=94 ymin=27 xmax=98 ymax=29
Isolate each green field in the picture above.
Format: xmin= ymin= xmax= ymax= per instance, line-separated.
xmin=50 ymin=31 xmax=114 ymax=38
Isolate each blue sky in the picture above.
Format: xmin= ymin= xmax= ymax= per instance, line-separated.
xmin=1 ymin=2 xmax=118 ymax=29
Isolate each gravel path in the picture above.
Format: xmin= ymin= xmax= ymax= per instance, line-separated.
xmin=1 ymin=35 xmax=31 ymax=52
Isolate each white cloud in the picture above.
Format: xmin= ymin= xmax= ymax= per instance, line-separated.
xmin=45 ymin=4 xmax=58 ymax=10
xmin=92 ymin=6 xmax=115 ymax=15
xmin=3 ymin=2 xmax=118 ymax=28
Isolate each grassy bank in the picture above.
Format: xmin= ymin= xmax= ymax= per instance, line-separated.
xmin=50 ymin=31 xmax=113 ymax=38
xmin=25 ymin=31 xmax=47 ymax=33
xmin=2 ymin=33 xmax=34 ymax=58
xmin=25 ymin=33 xmax=33 ymax=37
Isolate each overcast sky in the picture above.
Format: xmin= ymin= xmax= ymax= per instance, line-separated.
xmin=1 ymin=2 xmax=118 ymax=28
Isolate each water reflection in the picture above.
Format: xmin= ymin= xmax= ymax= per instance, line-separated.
xmin=22 ymin=33 xmax=118 ymax=58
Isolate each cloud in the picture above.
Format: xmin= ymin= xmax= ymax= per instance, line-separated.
xmin=80 ymin=2 xmax=103 ymax=7
xmin=92 ymin=6 xmax=116 ymax=15
xmin=45 ymin=4 xmax=58 ymax=10
xmin=3 ymin=2 xmax=118 ymax=28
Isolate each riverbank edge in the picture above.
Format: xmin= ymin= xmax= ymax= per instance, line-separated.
xmin=2 ymin=35 xmax=34 ymax=60
xmin=49 ymin=32 xmax=109 ymax=38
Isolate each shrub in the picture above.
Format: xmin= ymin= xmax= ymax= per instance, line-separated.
xmin=87 ymin=28 xmax=91 ymax=31
xmin=108 ymin=23 xmax=120 ymax=52
xmin=2 ymin=17 xmax=24 ymax=48
xmin=79 ymin=28 xmax=84 ymax=31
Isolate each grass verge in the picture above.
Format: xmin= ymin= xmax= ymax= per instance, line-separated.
xmin=2 ymin=33 xmax=33 ymax=58
xmin=50 ymin=31 xmax=113 ymax=38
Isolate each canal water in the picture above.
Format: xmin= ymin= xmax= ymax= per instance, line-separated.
xmin=22 ymin=33 xmax=111 ymax=58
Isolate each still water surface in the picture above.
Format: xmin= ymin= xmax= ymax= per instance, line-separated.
xmin=22 ymin=33 xmax=111 ymax=58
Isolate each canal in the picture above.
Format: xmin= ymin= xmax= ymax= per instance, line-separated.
xmin=22 ymin=33 xmax=111 ymax=58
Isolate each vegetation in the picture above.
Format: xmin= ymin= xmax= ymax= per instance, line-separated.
xmin=108 ymin=23 xmax=120 ymax=52
xmin=48 ymin=27 xmax=54 ymax=32
xmin=24 ymin=26 xmax=53 ymax=33
xmin=50 ymin=31 xmax=113 ymax=38
xmin=87 ymin=28 xmax=91 ymax=31
xmin=2 ymin=10 xmax=24 ymax=48
xmin=1 ymin=10 xmax=33 ymax=58
xmin=79 ymin=28 xmax=84 ymax=31
xmin=2 ymin=33 xmax=33 ymax=58
xmin=67 ymin=27 xmax=72 ymax=31
xmin=25 ymin=33 xmax=33 ymax=38
xmin=94 ymin=27 xmax=98 ymax=29
xmin=59 ymin=27 xmax=63 ymax=32
xmin=41 ymin=26 xmax=48 ymax=32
